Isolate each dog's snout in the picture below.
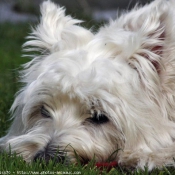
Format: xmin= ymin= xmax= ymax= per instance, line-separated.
xmin=33 ymin=150 xmax=46 ymax=162
xmin=33 ymin=149 xmax=65 ymax=164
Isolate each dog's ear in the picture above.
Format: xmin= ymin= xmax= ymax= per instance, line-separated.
xmin=117 ymin=0 xmax=170 ymax=74
xmin=23 ymin=0 xmax=93 ymax=53
xmin=121 ymin=0 xmax=175 ymax=93
xmin=98 ymin=0 xmax=175 ymax=92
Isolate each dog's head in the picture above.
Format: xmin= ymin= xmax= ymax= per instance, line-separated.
xmin=2 ymin=0 xmax=175 ymax=169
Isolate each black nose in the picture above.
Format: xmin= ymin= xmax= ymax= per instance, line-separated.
xmin=33 ymin=150 xmax=66 ymax=164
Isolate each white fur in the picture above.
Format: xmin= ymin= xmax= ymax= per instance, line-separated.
xmin=1 ymin=0 xmax=175 ymax=170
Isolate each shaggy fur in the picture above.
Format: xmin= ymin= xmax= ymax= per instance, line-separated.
xmin=1 ymin=0 xmax=175 ymax=170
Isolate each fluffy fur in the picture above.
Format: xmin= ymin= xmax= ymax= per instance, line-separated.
xmin=1 ymin=0 xmax=175 ymax=170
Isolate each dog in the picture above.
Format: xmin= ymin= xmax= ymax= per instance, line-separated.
xmin=1 ymin=0 xmax=175 ymax=170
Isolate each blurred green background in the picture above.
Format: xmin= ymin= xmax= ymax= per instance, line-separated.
xmin=0 ymin=23 xmax=29 ymax=136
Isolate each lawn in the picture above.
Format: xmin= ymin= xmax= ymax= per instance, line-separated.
xmin=0 ymin=23 xmax=175 ymax=175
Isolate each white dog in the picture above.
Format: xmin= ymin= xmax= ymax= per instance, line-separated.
xmin=1 ymin=0 xmax=175 ymax=170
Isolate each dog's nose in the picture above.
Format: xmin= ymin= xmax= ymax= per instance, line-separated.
xmin=33 ymin=150 xmax=65 ymax=164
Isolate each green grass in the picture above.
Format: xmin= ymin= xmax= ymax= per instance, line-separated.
xmin=0 ymin=23 xmax=175 ymax=175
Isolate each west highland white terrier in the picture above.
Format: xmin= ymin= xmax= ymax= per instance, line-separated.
xmin=1 ymin=0 xmax=175 ymax=170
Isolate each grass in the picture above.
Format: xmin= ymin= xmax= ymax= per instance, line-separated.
xmin=0 ymin=23 xmax=175 ymax=174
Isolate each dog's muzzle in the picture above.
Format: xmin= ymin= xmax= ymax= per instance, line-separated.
xmin=33 ymin=144 xmax=67 ymax=164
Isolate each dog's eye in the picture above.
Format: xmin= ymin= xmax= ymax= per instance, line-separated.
xmin=88 ymin=111 xmax=109 ymax=124
xmin=41 ymin=106 xmax=51 ymax=118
